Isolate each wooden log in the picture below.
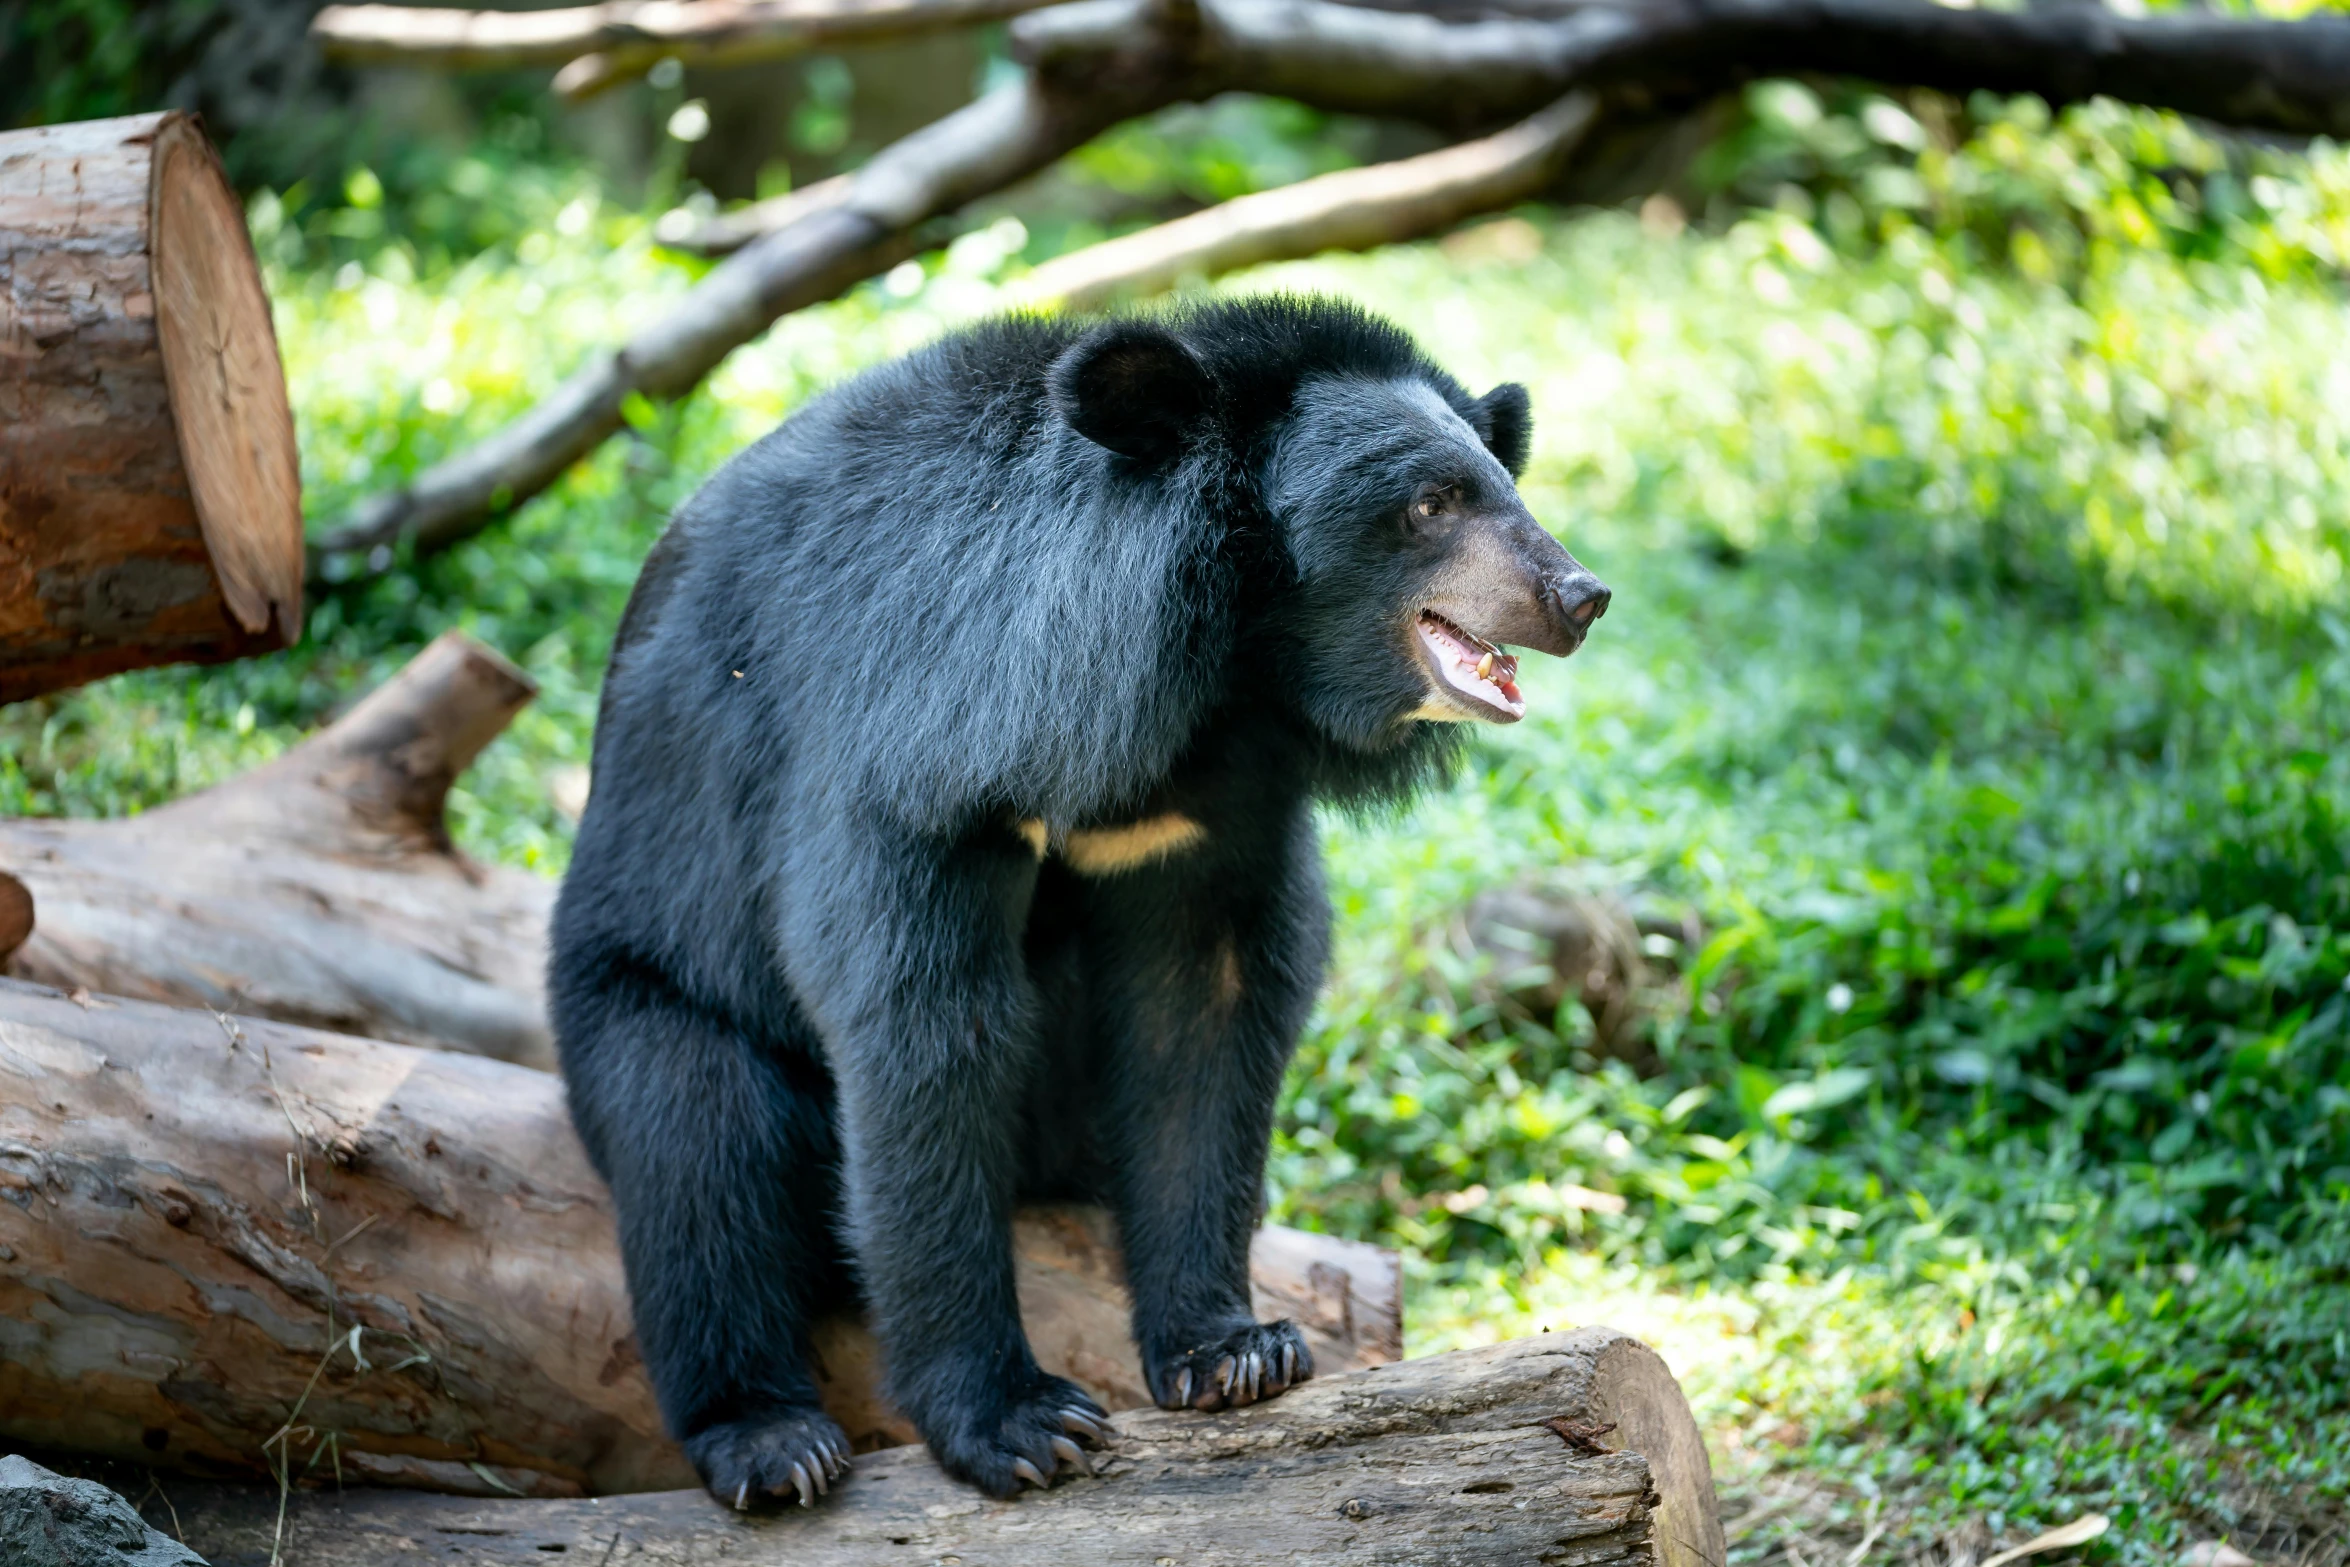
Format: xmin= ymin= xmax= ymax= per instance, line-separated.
xmin=1007 ymin=92 xmax=1598 ymax=311
xmin=0 ymin=632 xmax=558 ymax=1069
xmin=146 ymin=1330 xmax=1721 ymax=1567
xmin=0 ymin=112 xmax=303 ymax=703
xmin=0 ymin=979 xmax=1402 ymax=1501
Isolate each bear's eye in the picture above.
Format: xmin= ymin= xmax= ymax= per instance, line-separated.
xmin=1411 ymin=486 xmax=1453 ymax=523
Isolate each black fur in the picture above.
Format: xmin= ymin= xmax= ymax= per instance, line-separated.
xmin=550 ymin=296 xmax=1583 ymax=1506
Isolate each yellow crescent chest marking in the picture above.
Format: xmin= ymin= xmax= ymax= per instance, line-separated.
xmin=1015 ymin=818 xmax=1049 ymax=859
xmin=1060 ymin=812 xmax=1207 ymax=876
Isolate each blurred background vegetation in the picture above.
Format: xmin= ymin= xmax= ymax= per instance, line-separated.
xmin=5 ymin=2 xmax=2349 ymax=1562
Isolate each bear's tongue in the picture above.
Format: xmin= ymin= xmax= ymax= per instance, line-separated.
xmin=1418 ymin=613 xmax=1524 ymax=718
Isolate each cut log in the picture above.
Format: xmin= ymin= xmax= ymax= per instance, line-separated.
xmin=0 ymin=112 xmax=303 ymax=703
xmin=0 ymin=979 xmax=1402 ymax=1500
xmin=1007 ymin=92 xmax=1598 ymax=311
xmin=0 ymin=631 xmax=558 ymax=1068
xmin=145 ymin=1330 xmax=1721 ymax=1567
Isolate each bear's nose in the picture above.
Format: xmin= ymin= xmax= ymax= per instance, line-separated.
xmin=1565 ymin=580 xmax=1609 ymax=629
xmin=1553 ymin=573 xmax=1610 ymax=636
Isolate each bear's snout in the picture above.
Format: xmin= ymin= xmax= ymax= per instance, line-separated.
xmin=1432 ymin=510 xmax=1608 ymax=660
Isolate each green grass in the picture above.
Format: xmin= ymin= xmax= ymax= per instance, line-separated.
xmin=5 ymin=89 xmax=2348 ymax=1567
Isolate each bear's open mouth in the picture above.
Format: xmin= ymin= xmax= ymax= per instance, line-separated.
xmin=1415 ymin=611 xmax=1525 ymax=722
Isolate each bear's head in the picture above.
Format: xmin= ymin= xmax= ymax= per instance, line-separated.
xmin=1049 ymin=308 xmax=1609 ymax=754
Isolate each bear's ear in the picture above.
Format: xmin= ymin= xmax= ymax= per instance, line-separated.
xmin=1466 ymin=382 xmax=1533 ymax=478
xmin=1049 ymin=320 xmax=1215 ymax=465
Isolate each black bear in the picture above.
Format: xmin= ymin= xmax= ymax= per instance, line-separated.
xmin=549 ymin=296 xmax=1609 ymax=1508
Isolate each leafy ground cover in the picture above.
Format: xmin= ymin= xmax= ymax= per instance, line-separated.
xmin=3 ymin=86 xmax=2347 ymax=1567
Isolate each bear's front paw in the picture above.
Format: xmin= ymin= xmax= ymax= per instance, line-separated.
xmin=685 ymin=1407 xmax=853 ymax=1511
xmin=1150 ymin=1319 xmax=1312 ymax=1412
xmin=927 ymin=1373 xmax=1117 ymax=1499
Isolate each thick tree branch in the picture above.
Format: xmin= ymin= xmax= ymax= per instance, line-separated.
xmin=311 ymin=0 xmax=2350 ymax=577
xmin=1136 ymin=0 xmax=2350 ymax=136
xmin=1 ymin=632 xmax=559 ymax=1066
xmin=1008 ymin=91 xmax=1598 ymax=309
xmin=313 ymin=0 xmax=1067 ymax=99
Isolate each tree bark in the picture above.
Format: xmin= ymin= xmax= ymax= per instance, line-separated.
xmin=0 ymin=112 xmax=304 ymax=702
xmin=142 ymin=1330 xmax=1720 ymax=1567
xmin=1080 ymin=0 xmax=2350 ymax=136
xmin=1008 ymin=92 xmax=1599 ymax=310
xmin=313 ymin=0 xmax=1069 ymax=100
xmin=0 ymin=632 xmax=558 ymax=1069
xmin=0 ymin=978 xmax=1403 ymax=1500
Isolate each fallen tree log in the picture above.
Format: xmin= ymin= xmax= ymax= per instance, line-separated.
xmin=0 ymin=632 xmax=558 ymax=1069
xmin=306 ymin=0 xmax=2350 ymax=580
xmin=0 ymin=112 xmax=303 ymax=702
xmin=0 ymin=978 xmax=1402 ymax=1500
xmin=147 ymin=1330 xmax=1721 ymax=1567
xmin=1008 ymin=91 xmax=1598 ymax=310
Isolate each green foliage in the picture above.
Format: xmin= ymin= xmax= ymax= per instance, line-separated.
xmin=1698 ymin=84 xmax=2350 ymax=289
xmin=0 ymin=0 xmax=214 ymax=129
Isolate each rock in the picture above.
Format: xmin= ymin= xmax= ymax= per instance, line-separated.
xmin=1459 ymin=885 xmax=1688 ymax=1066
xmin=0 ymin=1456 xmax=206 ymax=1567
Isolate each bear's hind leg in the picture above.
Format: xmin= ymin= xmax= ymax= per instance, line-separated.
xmin=556 ymin=961 xmax=853 ymax=1509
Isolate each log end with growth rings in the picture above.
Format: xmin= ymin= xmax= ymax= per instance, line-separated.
xmin=147 ymin=114 xmax=306 ymax=650
xmin=0 ymin=111 xmax=304 ymax=703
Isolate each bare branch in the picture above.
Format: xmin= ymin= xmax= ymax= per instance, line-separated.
xmin=309 ymin=68 xmax=1169 ymax=575
xmin=1009 ymin=91 xmax=1597 ymax=310
xmin=313 ymin=0 xmax=1066 ymax=99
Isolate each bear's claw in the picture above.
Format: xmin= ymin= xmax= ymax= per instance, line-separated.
xmin=688 ymin=1407 xmax=852 ymax=1512
xmin=928 ymin=1374 xmax=1115 ymax=1498
xmin=1152 ymin=1319 xmax=1312 ymax=1413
